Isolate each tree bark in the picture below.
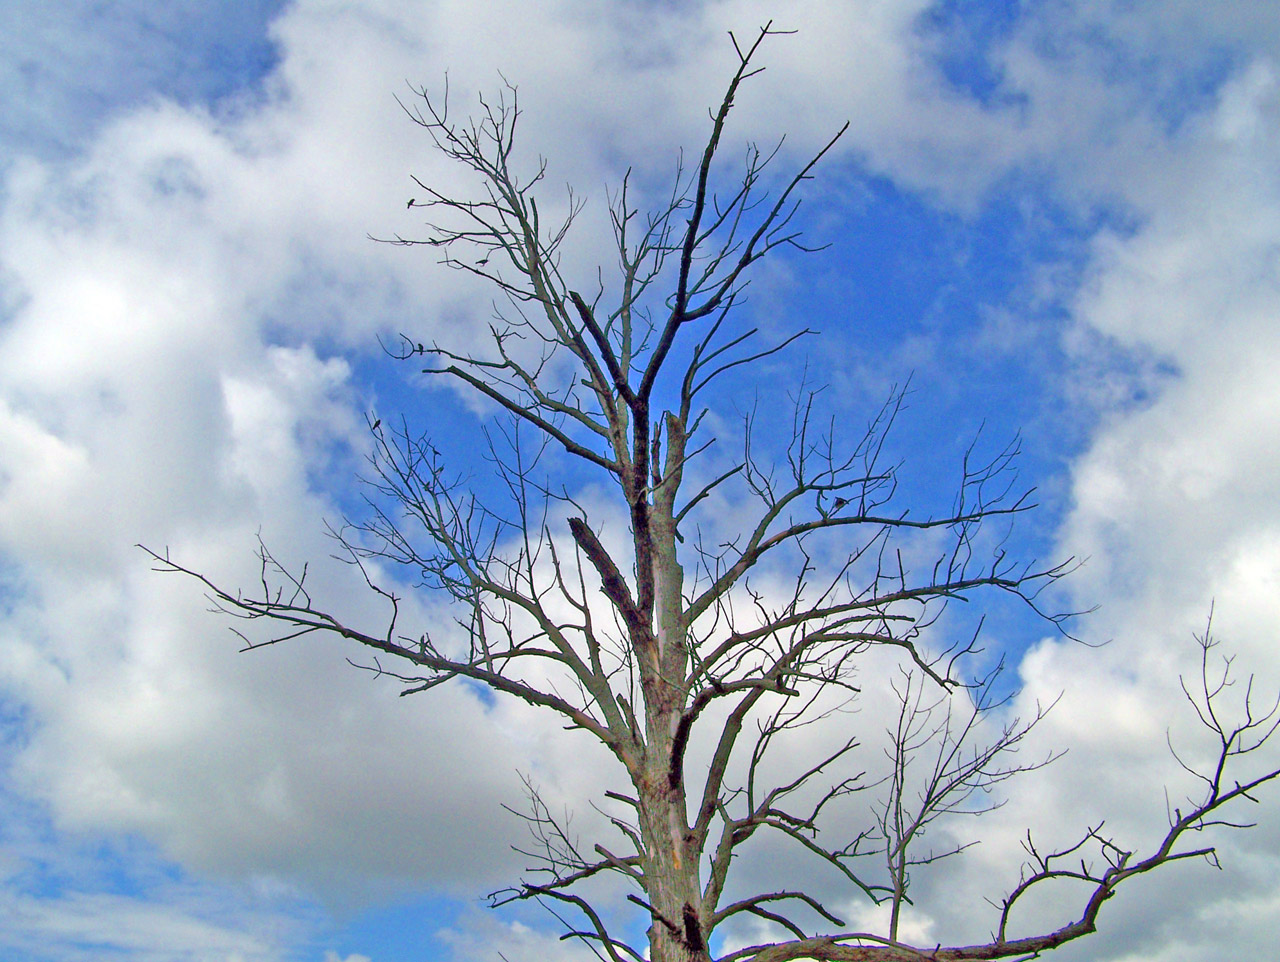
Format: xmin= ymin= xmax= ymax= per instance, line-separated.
xmin=638 ymin=412 xmax=710 ymax=962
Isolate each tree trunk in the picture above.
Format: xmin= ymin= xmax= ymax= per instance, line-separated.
xmin=640 ymin=414 xmax=708 ymax=962
xmin=639 ymin=762 xmax=709 ymax=962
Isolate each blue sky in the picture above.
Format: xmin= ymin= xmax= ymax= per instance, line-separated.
xmin=2 ymin=2 xmax=1280 ymax=960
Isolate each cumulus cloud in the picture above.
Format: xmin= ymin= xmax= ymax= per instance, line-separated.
xmin=2 ymin=0 xmax=1280 ymax=960
xmin=949 ymin=7 xmax=1280 ymax=958
xmin=0 ymin=0 xmax=283 ymax=161
xmin=0 ymin=828 xmax=312 ymax=962
xmin=0 ymin=0 xmax=1030 ymax=898
xmin=0 ymin=0 xmax=576 ymax=906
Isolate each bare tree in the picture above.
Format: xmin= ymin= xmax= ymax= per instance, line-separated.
xmin=145 ymin=24 xmax=1280 ymax=962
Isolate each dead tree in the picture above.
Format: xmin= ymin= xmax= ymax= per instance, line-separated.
xmin=145 ymin=24 xmax=1280 ymax=962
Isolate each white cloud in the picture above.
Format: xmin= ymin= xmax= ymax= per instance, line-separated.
xmin=0 ymin=0 xmax=577 ymax=904
xmin=0 ymin=0 xmax=1031 ymax=901
xmin=435 ymin=910 xmax=601 ymax=962
xmin=0 ymin=1 xmax=284 ymax=160
xmin=960 ymin=10 xmax=1280 ymax=959
xmin=2 ymin=0 xmax=1280 ymax=960
xmin=0 ymin=892 xmax=270 ymax=961
xmin=0 ymin=850 xmax=311 ymax=962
